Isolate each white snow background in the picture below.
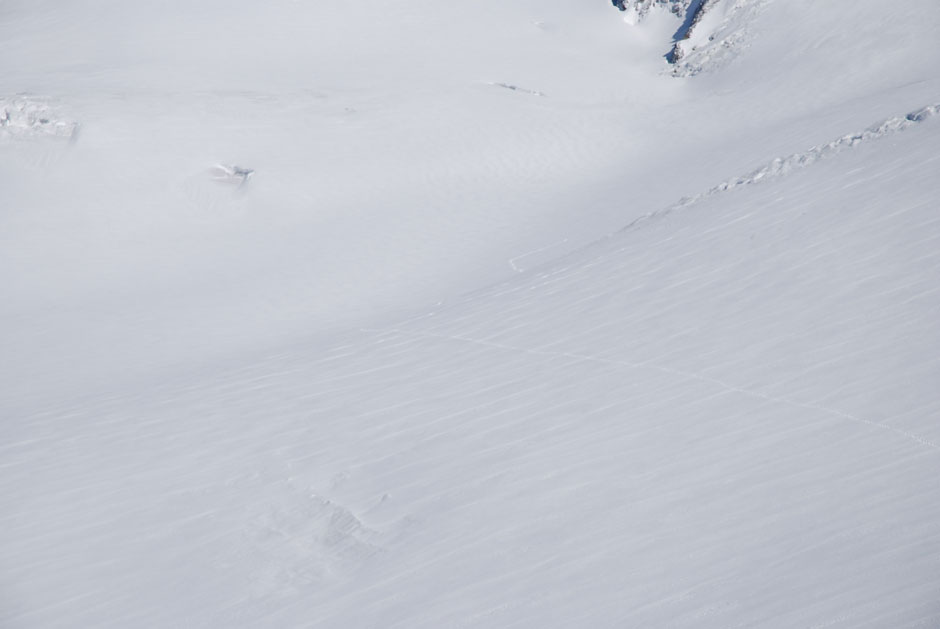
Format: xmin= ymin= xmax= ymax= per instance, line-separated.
xmin=1 ymin=0 xmax=939 ymax=626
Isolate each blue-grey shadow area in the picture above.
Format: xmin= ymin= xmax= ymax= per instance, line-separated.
xmin=666 ymin=0 xmax=707 ymax=63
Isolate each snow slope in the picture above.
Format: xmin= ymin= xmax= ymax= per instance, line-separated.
xmin=2 ymin=0 xmax=940 ymax=627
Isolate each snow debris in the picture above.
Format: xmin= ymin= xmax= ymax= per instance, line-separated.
xmin=209 ymin=163 xmax=254 ymax=186
xmin=0 ymin=94 xmax=79 ymax=141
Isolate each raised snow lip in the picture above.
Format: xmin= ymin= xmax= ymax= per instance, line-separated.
xmin=0 ymin=94 xmax=79 ymax=141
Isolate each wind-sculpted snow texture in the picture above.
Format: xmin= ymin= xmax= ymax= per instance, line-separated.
xmin=2 ymin=0 xmax=940 ymax=627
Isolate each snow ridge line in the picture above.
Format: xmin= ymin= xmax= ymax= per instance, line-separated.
xmin=362 ymin=327 xmax=940 ymax=453
xmin=620 ymin=103 xmax=940 ymax=234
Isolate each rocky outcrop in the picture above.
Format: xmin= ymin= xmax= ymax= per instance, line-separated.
xmin=612 ymin=0 xmax=699 ymax=21
xmin=613 ymin=0 xmax=772 ymax=76
xmin=666 ymin=0 xmax=717 ymax=64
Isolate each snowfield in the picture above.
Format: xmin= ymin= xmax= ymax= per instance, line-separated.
xmin=2 ymin=0 xmax=939 ymax=627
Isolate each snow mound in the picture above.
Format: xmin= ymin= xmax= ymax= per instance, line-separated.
xmin=0 ymin=95 xmax=79 ymax=141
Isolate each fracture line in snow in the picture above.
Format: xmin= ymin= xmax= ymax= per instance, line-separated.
xmin=620 ymin=103 xmax=940 ymax=234
xmin=362 ymin=327 xmax=940 ymax=453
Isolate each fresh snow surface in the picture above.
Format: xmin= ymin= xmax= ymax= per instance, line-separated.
xmin=2 ymin=1 xmax=940 ymax=627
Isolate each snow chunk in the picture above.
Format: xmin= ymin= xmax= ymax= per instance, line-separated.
xmin=209 ymin=163 xmax=254 ymax=186
xmin=0 ymin=95 xmax=79 ymax=141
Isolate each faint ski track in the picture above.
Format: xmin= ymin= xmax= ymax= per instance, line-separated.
xmin=362 ymin=327 xmax=940 ymax=453
xmin=508 ymin=239 xmax=569 ymax=273
xmin=621 ymin=103 xmax=940 ymax=234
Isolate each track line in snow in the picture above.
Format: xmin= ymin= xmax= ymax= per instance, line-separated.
xmin=486 ymin=82 xmax=545 ymax=97
xmin=362 ymin=327 xmax=940 ymax=453
xmin=620 ymin=103 xmax=940 ymax=234
xmin=508 ymin=239 xmax=569 ymax=273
